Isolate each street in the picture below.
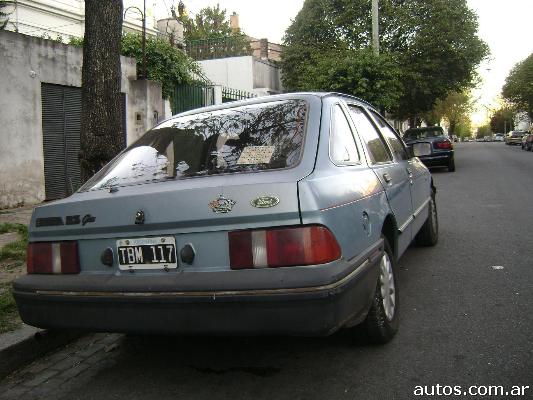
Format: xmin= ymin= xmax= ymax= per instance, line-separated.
xmin=1 ymin=142 xmax=532 ymax=400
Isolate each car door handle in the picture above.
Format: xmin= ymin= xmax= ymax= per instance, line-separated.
xmin=383 ymin=173 xmax=392 ymax=183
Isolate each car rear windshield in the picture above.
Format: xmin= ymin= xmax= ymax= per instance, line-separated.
xmin=403 ymin=128 xmax=445 ymax=140
xmin=79 ymin=99 xmax=308 ymax=191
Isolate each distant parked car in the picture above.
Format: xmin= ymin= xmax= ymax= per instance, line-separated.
xmin=524 ymin=133 xmax=533 ymax=151
xmin=494 ymin=133 xmax=504 ymax=142
xmin=13 ymin=92 xmax=439 ymax=344
xmin=505 ymin=131 xmax=527 ymax=145
xmin=521 ymin=134 xmax=528 ymax=149
xmin=403 ymin=126 xmax=455 ymax=172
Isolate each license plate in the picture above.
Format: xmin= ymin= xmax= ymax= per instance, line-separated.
xmin=117 ymin=237 xmax=177 ymax=270
xmin=413 ymin=142 xmax=431 ymax=157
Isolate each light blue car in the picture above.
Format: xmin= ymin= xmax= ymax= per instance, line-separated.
xmin=14 ymin=93 xmax=438 ymax=344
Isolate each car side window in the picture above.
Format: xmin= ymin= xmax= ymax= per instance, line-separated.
xmin=369 ymin=110 xmax=409 ymax=161
xmin=330 ymin=105 xmax=360 ymax=165
xmin=348 ymin=106 xmax=392 ymax=164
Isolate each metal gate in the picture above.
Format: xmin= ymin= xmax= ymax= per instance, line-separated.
xmin=41 ymin=84 xmax=82 ymax=200
xmin=41 ymin=83 xmax=126 ymax=200
xmin=171 ymin=83 xmax=215 ymax=115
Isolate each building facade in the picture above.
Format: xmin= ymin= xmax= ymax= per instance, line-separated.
xmin=3 ymin=0 xmax=161 ymax=40
xmin=0 ymin=30 xmax=165 ymax=208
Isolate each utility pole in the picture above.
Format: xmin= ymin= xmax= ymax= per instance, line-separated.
xmin=372 ymin=0 xmax=379 ymax=56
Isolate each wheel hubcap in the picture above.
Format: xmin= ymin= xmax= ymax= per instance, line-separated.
xmin=380 ymin=252 xmax=396 ymax=321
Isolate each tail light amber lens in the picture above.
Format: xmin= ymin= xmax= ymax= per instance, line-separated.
xmin=229 ymin=225 xmax=341 ymax=270
xmin=27 ymin=242 xmax=80 ymax=274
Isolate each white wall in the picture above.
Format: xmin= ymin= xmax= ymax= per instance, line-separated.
xmin=0 ymin=30 xmax=163 ymax=208
xmin=4 ymin=0 xmax=159 ymax=40
xmin=199 ymin=57 xmax=255 ymax=92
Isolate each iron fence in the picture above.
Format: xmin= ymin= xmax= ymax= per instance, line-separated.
xmin=172 ymin=83 xmax=215 ymax=115
xmin=222 ymin=87 xmax=257 ymax=103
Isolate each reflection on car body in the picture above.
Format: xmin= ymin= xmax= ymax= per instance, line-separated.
xmin=14 ymin=93 xmax=438 ymax=344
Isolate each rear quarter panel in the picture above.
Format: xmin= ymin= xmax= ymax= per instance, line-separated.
xmin=298 ymin=97 xmax=390 ymax=263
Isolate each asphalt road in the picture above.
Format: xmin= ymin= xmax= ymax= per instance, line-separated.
xmin=5 ymin=142 xmax=533 ymax=400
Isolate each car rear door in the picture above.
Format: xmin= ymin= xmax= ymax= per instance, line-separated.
xmin=368 ymin=110 xmax=431 ymax=236
xmin=346 ymin=104 xmax=414 ymax=258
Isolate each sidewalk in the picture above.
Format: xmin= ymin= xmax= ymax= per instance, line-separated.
xmin=0 ymin=204 xmax=83 ymax=381
xmin=0 ymin=204 xmax=33 ymax=285
xmin=0 ymin=205 xmax=34 ymax=226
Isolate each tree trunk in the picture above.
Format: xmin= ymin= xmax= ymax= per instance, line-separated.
xmin=408 ymin=115 xmax=419 ymax=128
xmin=80 ymin=0 xmax=124 ymax=183
xmin=449 ymin=119 xmax=457 ymax=136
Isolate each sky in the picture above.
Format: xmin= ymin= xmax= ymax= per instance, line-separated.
xmin=154 ymin=0 xmax=533 ymax=126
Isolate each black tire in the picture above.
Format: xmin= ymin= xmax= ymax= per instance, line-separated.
xmin=447 ymin=158 xmax=456 ymax=172
xmin=359 ymin=238 xmax=399 ymax=344
xmin=416 ymin=194 xmax=439 ymax=246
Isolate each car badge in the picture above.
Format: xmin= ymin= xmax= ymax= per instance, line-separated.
xmin=209 ymin=195 xmax=236 ymax=214
xmin=82 ymin=214 xmax=96 ymax=226
xmin=251 ymin=196 xmax=280 ymax=209
xmin=135 ymin=210 xmax=145 ymax=225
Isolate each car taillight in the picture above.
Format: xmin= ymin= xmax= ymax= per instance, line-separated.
xmin=434 ymin=140 xmax=453 ymax=150
xmin=27 ymin=242 xmax=80 ymax=274
xmin=229 ymin=225 xmax=341 ymax=269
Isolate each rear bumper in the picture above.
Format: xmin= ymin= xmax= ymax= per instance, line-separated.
xmin=14 ymin=242 xmax=382 ymax=336
xmin=418 ymin=151 xmax=453 ymax=167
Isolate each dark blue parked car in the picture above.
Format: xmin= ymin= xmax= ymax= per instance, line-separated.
xmin=403 ymin=127 xmax=455 ymax=172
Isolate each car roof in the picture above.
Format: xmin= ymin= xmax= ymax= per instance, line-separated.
xmin=404 ymin=126 xmax=445 ymax=133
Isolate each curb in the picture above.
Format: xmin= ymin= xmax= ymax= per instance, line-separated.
xmin=0 ymin=326 xmax=84 ymax=380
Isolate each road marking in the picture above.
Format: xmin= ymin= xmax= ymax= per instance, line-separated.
xmin=491 ymin=265 xmax=504 ymax=270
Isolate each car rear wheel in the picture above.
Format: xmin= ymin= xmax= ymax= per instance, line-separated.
xmin=359 ymin=238 xmax=399 ymax=344
xmin=447 ymin=158 xmax=456 ymax=172
xmin=415 ymin=194 xmax=439 ymax=246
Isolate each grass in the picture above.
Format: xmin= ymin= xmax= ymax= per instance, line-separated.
xmin=0 ymin=283 xmax=21 ymax=333
xmin=0 ymin=223 xmax=27 ymax=333
xmin=0 ymin=223 xmax=28 ymax=263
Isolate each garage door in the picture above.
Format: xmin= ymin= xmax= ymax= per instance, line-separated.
xmin=41 ymin=83 xmax=126 ymax=200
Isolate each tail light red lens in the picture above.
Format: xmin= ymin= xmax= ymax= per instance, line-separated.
xmin=229 ymin=225 xmax=341 ymax=270
xmin=27 ymin=243 xmax=52 ymax=274
xmin=434 ymin=140 xmax=453 ymax=150
xmin=27 ymin=242 xmax=80 ymax=274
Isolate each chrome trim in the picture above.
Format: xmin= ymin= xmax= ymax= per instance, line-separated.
xmin=398 ymin=215 xmax=414 ymax=234
xmin=320 ymin=190 xmax=384 ymax=212
xmin=413 ymin=197 xmax=431 ymax=219
xmin=398 ymin=197 xmax=431 ymax=234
